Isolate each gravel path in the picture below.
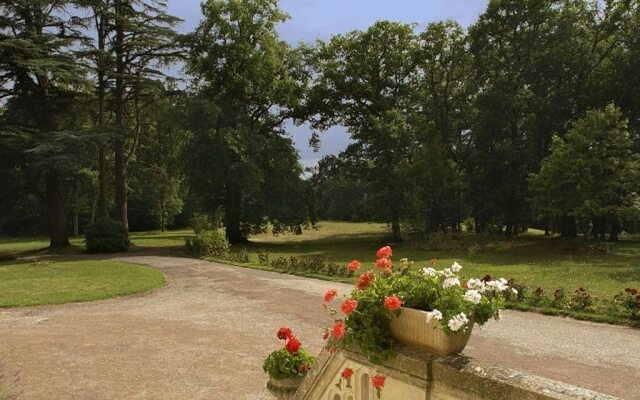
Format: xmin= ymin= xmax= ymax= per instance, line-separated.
xmin=0 ymin=255 xmax=638 ymax=399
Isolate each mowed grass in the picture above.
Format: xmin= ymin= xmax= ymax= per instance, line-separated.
xmin=0 ymin=259 xmax=165 ymax=308
xmin=241 ymin=221 xmax=640 ymax=299
xmin=0 ymin=230 xmax=192 ymax=255
xmin=2 ymin=221 xmax=639 ymax=299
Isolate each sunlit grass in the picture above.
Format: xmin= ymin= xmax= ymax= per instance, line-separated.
xmin=0 ymin=259 xmax=165 ymax=308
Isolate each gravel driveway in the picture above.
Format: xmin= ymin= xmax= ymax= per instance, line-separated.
xmin=0 ymin=255 xmax=638 ymax=399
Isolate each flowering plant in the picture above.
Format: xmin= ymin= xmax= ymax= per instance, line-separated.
xmin=322 ymin=246 xmax=509 ymax=364
xmin=263 ymin=327 xmax=315 ymax=380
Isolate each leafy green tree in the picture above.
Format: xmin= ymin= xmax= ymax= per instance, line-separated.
xmin=530 ymin=104 xmax=640 ymax=240
xmin=308 ymin=21 xmax=419 ymax=241
xmin=0 ymin=0 xmax=90 ymax=246
xmin=185 ymin=0 xmax=309 ymax=242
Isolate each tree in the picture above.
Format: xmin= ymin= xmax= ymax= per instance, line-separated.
xmin=308 ymin=21 xmax=420 ymax=241
xmin=0 ymin=0 xmax=90 ymax=246
xmin=185 ymin=0 xmax=309 ymax=243
xmin=529 ymin=104 xmax=640 ymax=240
xmin=105 ymin=0 xmax=182 ymax=230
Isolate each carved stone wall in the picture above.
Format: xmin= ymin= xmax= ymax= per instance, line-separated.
xmin=293 ymin=345 xmax=619 ymax=400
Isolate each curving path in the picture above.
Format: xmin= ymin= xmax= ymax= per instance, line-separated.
xmin=0 ymin=255 xmax=638 ymax=399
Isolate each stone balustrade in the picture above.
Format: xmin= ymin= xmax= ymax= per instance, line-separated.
xmin=292 ymin=345 xmax=619 ymax=400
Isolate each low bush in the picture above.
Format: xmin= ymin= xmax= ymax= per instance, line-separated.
xmin=570 ymin=287 xmax=593 ymax=310
xmin=185 ymin=230 xmax=229 ymax=257
xmin=613 ymin=288 xmax=640 ymax=319
xmin=85 ymin=219 xmax=129 ymax=253
xmin=268 ymin=255 xmax=353 ymax=277
xmin=226 ymin=247 xmax=250 ymax=263
xmin=190 ymin=212 xmax=214 ymax=235
xmin=258 ymin=248 xmax=270 ymax=266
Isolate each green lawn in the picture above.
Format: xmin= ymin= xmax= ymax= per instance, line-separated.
xmin=0 ymin=230 xmax=192 ymax=255
xmin=0 ymin=260 xmax=165 ymax=308
xmin=238 ymin=221 xmax=640 ymax=299
xmin=1 ymin=221 xmax=639 ymax=300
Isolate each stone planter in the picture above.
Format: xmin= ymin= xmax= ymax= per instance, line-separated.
xmin=266 ymin=376 xmax=303 ymax=400
xmin=389 ymin=307 xmax=474 ymax=356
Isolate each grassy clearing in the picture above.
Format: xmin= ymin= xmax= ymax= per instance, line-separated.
xmin=0 ymin=230 xmax=192 ymax=255
xmin=0 ymin=259 xmax=165 ymax=308
xmin=2 ymin=221 xmax=639 ymax=300
xmin=238 ymin=221 xmax=640 ymax=299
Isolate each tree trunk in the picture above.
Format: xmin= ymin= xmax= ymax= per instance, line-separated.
xmin=46 ymin=170 xmax=70 ymax=247
xmin=160 ymin=189 xmax=165 ymax=232
xmin=97 ymin=146 xmax=109 ymax=219
xmin=224 ymin=178 xmax=246 ymax=243
xmin=113 ymin=0 xmax=128 ymax=230
xmin=72 ymin=181 xmax=79 ymax=237
xmin=609 ymin=217 xmax=620 ymax=242
xmin=560 ymin=215 xmax=577 ymax=239
xmin=390 ymin=208 xmax=402 ymax=242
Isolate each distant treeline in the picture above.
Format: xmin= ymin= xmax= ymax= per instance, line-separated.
xmin=1 ymin=0 xmax=639 ymax=245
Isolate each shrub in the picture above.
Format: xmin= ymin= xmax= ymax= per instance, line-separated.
xmin=614 ymin=288 xmax=640 ymax=319
xmin=258 ymin=249 xmax=270 ymax=266
xmin=185 ymin=230 xmax=229 ymax=257
xmin=553 ymin=287 xmax=567 ymax=308
xmin=227 ymin=247 xmax=250 ymax=263
xmin=85 ymin=219 xmax=129 ymax=253
xmin=190 ymin=212 xmax=213 ymax=235
xmin=570 ymin=287 xmax=593 ymax=310
xmin=268 ymin=255 xmax=353 ymax=277
xmin=506 ymin=279 xmax=527 ymax=302
xmin=531 ymin=287 xmax=548 ymax=307
xmin=263 ymin=327 xmax=314 ymax=380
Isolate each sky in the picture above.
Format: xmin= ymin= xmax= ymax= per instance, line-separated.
xmin=166 ymin=0 xmax=489 ymax=167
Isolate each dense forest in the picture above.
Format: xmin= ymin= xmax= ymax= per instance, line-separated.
xmin=1 ymin=0 xmax=639 ymax=246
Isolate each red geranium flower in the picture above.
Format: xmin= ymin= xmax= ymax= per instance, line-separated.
xmin=383 ymin=295 xmax=402 ymax=312
xmin=372 ymin=374 xmax=386 ymax=390
xmin=285 ymin=337 xmax=301 ymax=354
xmin=332 ymin=320 xmax=345 ymax=339
xmin=375 ymin=257 xmax=392 ymax=270
xmin=341 ymin=368 xmax=354 ymax=379
xmin=276 ymin=327 xmax=293 ymax=341
xmin=340 ymin=298 xmax=358 ymax=316
xmin=324 ymin=288 xmax=338 ymax=302
xmin=347 ymin=260 xmax=361 ymax=272
xmin=356 ymin=271 xmax=375 ymax=290
xmin=376 ymin=246 xmax=392 ymax=259
xmin=322 ymin=330 xmax=330 ymax=340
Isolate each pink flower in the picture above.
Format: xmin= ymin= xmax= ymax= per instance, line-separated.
xmin=324 ymin=288 xmax=338 ymax=302
xmin=376 ymin=246 xmax=392 ymax=259
xmin=347 ymin=260 xmax=361 ymax=272
xmin=383 ymin=295 xmax=402 ymax=312
xmin=340 ymin=298 xmax=358 ymax=316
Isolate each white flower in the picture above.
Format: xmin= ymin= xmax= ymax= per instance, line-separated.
xmin=447 ymin=312 xmax=469 ymax=332
xmin=511 ymin=288 xmax=518 ymax=296
xmin=486 ymin=279 xmax=508 ymax=292
xmin=422 ymin=267 xmax=437 ymax=277
xmin=426 ymin=309 xmax=443 ymax=322
xmin=467 ymin=278 xmax=486 ymax=292
xmin=451 ymin=261 xmax=462 ymax=272
xmin=463 ymin=289 xmax=482 ymax=304
xmin=440 ymin=268 xmax=454 ymax=278
xmin=442 ymin=277 xmax=461 ymax=289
